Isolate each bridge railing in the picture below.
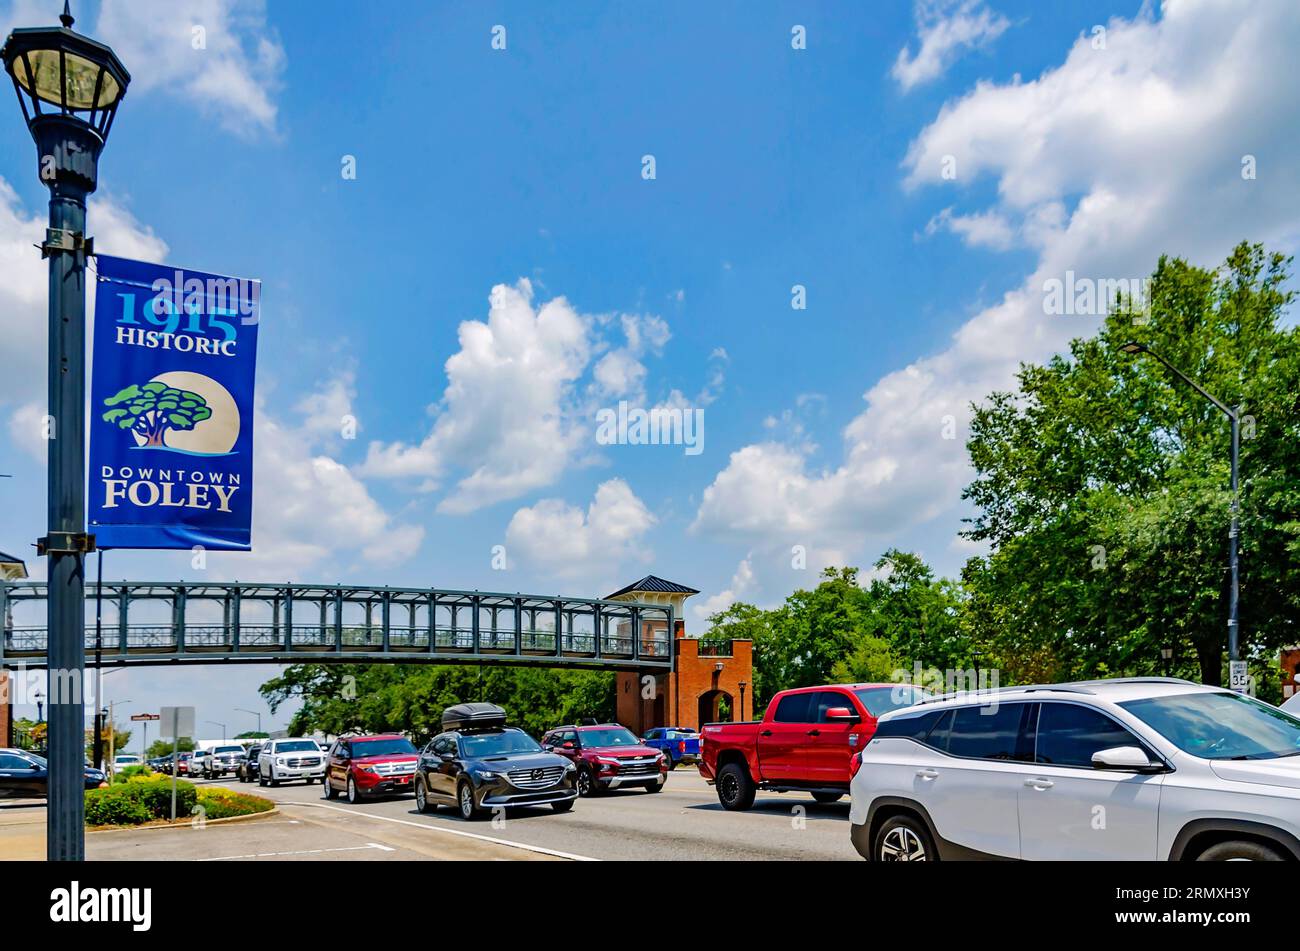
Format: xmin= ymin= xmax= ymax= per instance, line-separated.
xmin=0 ymin=580 xmax=674 ymax=669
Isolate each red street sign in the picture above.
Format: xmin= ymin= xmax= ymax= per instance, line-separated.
xmin=130 ymin=713 xmax=161 ymax=721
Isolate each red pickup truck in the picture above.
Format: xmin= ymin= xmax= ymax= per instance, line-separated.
xmin=699 ymin=682 xmax=925 ymax=810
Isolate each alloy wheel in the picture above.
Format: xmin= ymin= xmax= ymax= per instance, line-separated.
xmin=879 ymin=826 xmax=927 ymax=862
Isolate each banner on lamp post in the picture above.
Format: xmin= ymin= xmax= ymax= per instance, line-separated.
xmin=88 ymin=255 xmax=259 ymax=550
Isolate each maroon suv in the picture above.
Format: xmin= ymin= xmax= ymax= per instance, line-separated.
xmin=541 ymin=723 xmax=667 ymax=796
xmin=323 ymin=734 xmax=419 ymax=803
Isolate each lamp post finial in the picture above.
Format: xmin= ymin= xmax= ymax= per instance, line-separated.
xmin=60 ymin=1 xmax=74 ymax=29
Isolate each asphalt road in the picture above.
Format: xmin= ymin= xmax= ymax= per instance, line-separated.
xmin=222 ymin=768 xmax=860 ymax=861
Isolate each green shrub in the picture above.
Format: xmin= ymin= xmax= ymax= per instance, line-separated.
xmin=84 ymin=787 xmax=152 ymax=826
xmin=112 ymin=764 xmax=154 ymax=784
xmin=196 ymin=787 xmax=274 ymax=820
xmin=84 ymin=775 xmax=197 ymax=825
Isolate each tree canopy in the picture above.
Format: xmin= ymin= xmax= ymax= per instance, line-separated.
xmin=103 ymin=381 xmax=211 ymax=446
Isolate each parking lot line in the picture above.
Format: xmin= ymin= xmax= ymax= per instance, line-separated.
xmin=298 ymin=801 xmax=599 ymax=861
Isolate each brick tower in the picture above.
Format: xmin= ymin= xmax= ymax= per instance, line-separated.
xmin=609 ymin=575 xmax=754 ymax=734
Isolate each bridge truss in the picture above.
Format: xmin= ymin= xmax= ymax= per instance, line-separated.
xmin=0 ymin=580 xmax=674 ymax=671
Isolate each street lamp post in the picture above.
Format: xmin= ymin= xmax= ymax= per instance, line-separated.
xmin=1119 ymin=342 xmax=1242 ymax=681
xmin=235 ymin=707 xmax=263 ymax=733
xmin=737 ymin=681 xmax=747 ymax=723
xmin=2 ymin=2 xmax=130 ymax=860
xmin=206 ymin=720 xmax=227 ymax=741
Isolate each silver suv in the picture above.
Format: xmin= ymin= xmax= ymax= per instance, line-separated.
xmin=850 ymin=678 xmax=1300 ymax=861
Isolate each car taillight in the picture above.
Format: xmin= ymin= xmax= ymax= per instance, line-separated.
xmin=678 ymin=740 xmax=686 ymax=753
xmin=849 ymin=751 xmax=863 ymax=780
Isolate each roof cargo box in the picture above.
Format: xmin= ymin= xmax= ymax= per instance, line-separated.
xmin=442 ymin=702 xmax=507 ymax=732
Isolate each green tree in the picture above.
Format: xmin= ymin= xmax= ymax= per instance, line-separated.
xmin=962 ymin=242 xmax=1300 ymax=687
xmin=102 ymin=381 xmax=211 ymax=446
xmin=258 ymin=665 xmax=616 ymax=743
xmin=146 ymin=736 xmax=194 ymax=758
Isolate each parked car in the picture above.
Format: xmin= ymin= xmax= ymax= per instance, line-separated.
xmin=258 ymin=738 xmax=326 ymax=787
xmin=112 ymin=753 xmax=142 ymax=771
xmin=542 ymin=723 xmax=667 ymax=796
xmin=850 ymin=677 xmax=1300 ymax=861
xmin=203 ymin=744 xmax=246 ymax=779
xmin=640 ymin=726 xmax=700 ymax=769
xmin=414 ymin=703 xmax=576 ymax=820
xmin=174 ymin=751 xmax=196 ymax=776
xmin=0 ymin=749 xmax=107 ymax=798
xmin=700 ymin=683 xmax=927 ymax=810
xmin=324 ymin=734 xmax=419 ymax=803
xmin=237 ymin=745 xmax=262 ymax=783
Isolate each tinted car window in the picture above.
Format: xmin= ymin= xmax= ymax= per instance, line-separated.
xmin=773 ymin=692 xmax=813 ymax=723
xmin=0 ymin=753 xmax=32 ymax=769
xmin=1035 ymin=703 xmax=1144 ymax=768
xmin=874 ymin=709 xmax=947 ymax=743
xmin=946 ymin=703 xmax=1028 ymax=760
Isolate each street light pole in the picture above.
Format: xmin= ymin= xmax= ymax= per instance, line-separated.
xmin=235 ymin=707 xmax=263 ymax=733
xmin=2 ymin=2 xmax=130 ymax=860
xmin=1119 ymin=342 xmax=1242 ymax=675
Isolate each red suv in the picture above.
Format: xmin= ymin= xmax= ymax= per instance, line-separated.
xmin=323 ymin=734 xmax=419 ymax=803
xmin=541 ymin=724 xmax=667 ymax=796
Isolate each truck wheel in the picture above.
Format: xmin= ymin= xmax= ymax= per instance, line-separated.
xmin=664 ymin=755 xmax=677 ymax=771
xmin=874 ymin=814 xmax=935 ymax=862
xmin=647 ymin=778 xmax=665 ymax=793
xmin=258 ymin=771 xmax=268 ymax=788
xmin=812 ymin=791 xmax=843 ymax=804
xmin=716 ymin=762 xmax=756 ymax=811
xmin=1195 ymin=839 xmax=1286 ymax=861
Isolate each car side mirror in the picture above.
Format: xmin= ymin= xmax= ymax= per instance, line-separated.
xmin=1091 ymin=746 xmax=1159 ymax=772
xmin=825 ymin=706 xmax=860 ymax=722
xmin=562 ymin=742 xmax=575 ymax=749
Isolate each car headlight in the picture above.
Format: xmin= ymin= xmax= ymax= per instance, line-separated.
xmin=477 ymin=770 xmax=499 ymax=780
xmin=563 ymin=762 xmax=576 ymax=772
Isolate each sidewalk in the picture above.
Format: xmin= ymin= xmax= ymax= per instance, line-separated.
xmin=0 ymin=802 xmax=48 ymax=860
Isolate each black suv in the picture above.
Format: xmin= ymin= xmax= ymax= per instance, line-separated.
xmin=237 ymin=744 xmax=262 ymax=783
xmin=414 ymin=703 xmax=577 ymax=821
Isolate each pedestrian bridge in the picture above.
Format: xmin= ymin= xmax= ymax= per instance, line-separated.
xmin=0 ymin=580 xmax=674 ymax=671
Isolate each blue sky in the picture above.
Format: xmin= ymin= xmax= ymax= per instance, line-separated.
xmin=2 ymin=0 xmax=1298 ymax=738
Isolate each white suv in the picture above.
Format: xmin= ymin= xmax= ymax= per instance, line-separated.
xmin=258 ymin=738 xmax=327 ymax=787
xmin=850 ymin=678 xmax=1300 ymax=861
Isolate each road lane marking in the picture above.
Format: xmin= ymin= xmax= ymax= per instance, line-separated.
xmin=199 ymin=843 xmax=392 ymax=861
xmin=291 ymin=801 xmax=598 ymax=861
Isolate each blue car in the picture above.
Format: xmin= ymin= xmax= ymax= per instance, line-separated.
xmin=639 ymin=727 xmax=700 ymax=770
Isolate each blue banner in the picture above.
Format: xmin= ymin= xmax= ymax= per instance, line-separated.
xmin=88 ymin=255 xmax=259 ymax=550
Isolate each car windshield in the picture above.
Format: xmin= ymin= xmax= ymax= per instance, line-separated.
xmin=215 ymin=746 xmax=243 ymax=754
xmin=854 ymin=685 xmax=927 ymax=717
xmin=275 ymin=741 xmax=320 ymax=753
xmin=1120 ymin=692 xmax=1300 ymax=760
xmin=459 ymin=730 xmax=542 ymax=757
xmin=353 ymin=738 xmax=417 ymax=758
xmin=27 ymin=753 xmax=47 ymax=766
xmin=578 ymin=727 xmax=639 ymax=747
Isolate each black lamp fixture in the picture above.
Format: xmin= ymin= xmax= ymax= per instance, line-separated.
xmin=2 ymin=1 xmax=130 ymax=194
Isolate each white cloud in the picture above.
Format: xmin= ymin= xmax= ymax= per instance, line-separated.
xmin=924 ymin=206 xmax=1015 ymax=250
xmin=696 ymin=0 xmax=1300 ymax=559
xmin=94 ymin=0 xmax=286 ymax=135
xmin=692 ymin=556 xmax=755 ymax=621
xmin=363 ymin=281 xmax=701 ymax=515
xmin=893 ymin=0 xmax=1011 ymax=91
xmin=215 ymin=375 xmax=424 ymax=577
xmin=0 ymin=178 xmax=167 ymax=420
xmin=362 ymin=279 xmax=592 ymax=512
xmin=505 ymin=478 xmax=655 ymax=579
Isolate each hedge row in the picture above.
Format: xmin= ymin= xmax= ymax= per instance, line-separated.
xmin=84 ymin=774 xmax=272 ymax=826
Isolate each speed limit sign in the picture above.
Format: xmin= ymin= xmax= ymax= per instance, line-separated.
xmin=1229 ymin=660 xmax=1249 ymax=694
